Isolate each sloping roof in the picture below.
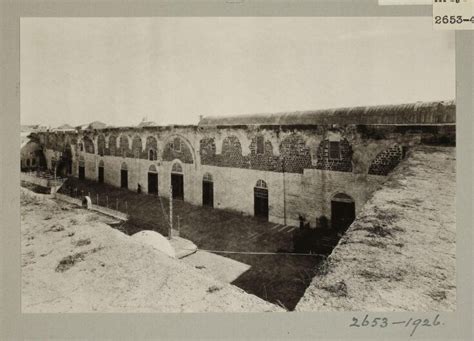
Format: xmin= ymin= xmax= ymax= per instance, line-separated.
xmin=88 ymin=121 xmax=107 ymax=130
xmin=76 ymin=121 xmax=107 ymax=130
xmin=198 ymin=100 xmax=456 ymax=127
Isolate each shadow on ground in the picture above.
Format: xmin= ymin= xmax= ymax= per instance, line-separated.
xmin=59 ymin=178 xmax=340 ymax=310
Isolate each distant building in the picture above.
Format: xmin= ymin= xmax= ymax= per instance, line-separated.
xmin=137 ymin=117 xmax=158 ymax=128
xmin=77 ymin=121 xmax=107 ymax=131
xmin=52 ymin=124 xmax=76 ymax=132
xmin=21 ymin=137 xmax=45 ymax=171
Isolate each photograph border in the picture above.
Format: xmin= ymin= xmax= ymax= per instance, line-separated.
xmin=1 ymin=1 xmax=472 ymax=339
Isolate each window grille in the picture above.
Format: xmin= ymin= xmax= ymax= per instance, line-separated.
xmin=329 ymin=141 xmax=341 ymax=159
xmin=255 ymin=179 xmax=267 ymax=189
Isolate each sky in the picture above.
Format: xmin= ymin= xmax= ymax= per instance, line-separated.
xmin=21 ymin=17 xmax=455 ymax=127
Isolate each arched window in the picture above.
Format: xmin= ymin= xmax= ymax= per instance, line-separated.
xmin=171 ymin=162 xmax=183 ymax=173
xmin=119 ymin=135 xmax=129 ymax=158
xmin=256 ymin=135 xmax=265 ymax=155
xmin=132 ymin=135 xmax=142 ymax=158
xmin=203 ymin=172 xmax=213 ymax=182
xmin=173 ymin=137 xmax=181 ymax=152
xmin=108 ymin=135 xmax=117 ymax=155
xmin=146 ymin=136 xmax=158 ymax=161
xmin=83 ymin=136 xmax=95 ymax=154
xmin=149 ymin=149 xmax=156 ymax=161
xmin=97 ymin=135 xmax=106 ymax=156
xmin=255 ymin=179 xmax=267 ymax=189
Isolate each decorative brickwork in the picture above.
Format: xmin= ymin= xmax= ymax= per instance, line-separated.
xmin=97 ymin=135 xmax=106 ymax=156
xmin=162 ymin=137 xmax=194 ymax=164
xmin=280 ymin=134 xmax=312 ymax=174
xmin=83 ymin=136 xmax=95 ymax=154
xmin=132 ymin=135 xmax=142 ymax=158
xmin=200 ymin=138 xmax=216 ymax=165
xmin=368 ymin=145 xmax=403 ymax=176
xmin=221 ymin=135 xmax=246 ymax=168
xmin=316 ymin=139 xmax=352 ymax=172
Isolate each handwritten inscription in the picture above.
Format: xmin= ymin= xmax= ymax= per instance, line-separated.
xmin=349 ymin=314 xmax=442 ymax=337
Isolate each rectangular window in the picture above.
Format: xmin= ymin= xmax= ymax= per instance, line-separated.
xmin=256 ymin=136 xmax=264 ymax=155
xmin=329 ymin=141 xmax=340 ymax=159
xmin=173 ymin=138 xmax=181 ymax=152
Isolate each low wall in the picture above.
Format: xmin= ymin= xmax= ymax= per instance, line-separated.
xmin=21 ymin=172 xmax=66 ymax=193
xmin=54 ymin=192 xmax=128 ymax=221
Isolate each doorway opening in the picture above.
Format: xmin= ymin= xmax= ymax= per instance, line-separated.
xmin=202 ymin=172 xmax=214 ymax=207
xmin=148 ymin=164 xmax=158 ymax=195
xmin=331 ymin=193 xmax=355 ymax=233
xmin=98 ymin=160 xmax=104 ymax=183
xmin=171 ymin=162 xmax=184 ymax=200
xmin=121 ymin=162 xmax=128 ymax=189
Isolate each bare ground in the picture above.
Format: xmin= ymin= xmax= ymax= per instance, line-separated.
xmin=21 ymin=188 xmax=283 ymax=313
xmin=296 ymin=146 xmax=456 ymax=312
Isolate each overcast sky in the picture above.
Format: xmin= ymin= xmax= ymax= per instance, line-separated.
xmin=21 ymin=17 xmax=454 ymax=127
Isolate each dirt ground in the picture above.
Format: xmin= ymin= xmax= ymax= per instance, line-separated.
xmin=20 ymin=188 xmax=283 ymax=313
xmin=296 ymin=146 xmax=456 ymax=312
xmin=58 ymin=177 xmax=325 ymax=310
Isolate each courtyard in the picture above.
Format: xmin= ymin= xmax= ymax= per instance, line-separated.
xmin=58 ymin=177 xmax=334 ymax=310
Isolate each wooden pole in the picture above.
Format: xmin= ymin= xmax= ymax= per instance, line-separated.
xmin=169 ymin=185 xmax=173 ymax=239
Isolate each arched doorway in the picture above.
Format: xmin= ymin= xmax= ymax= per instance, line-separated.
xmin=148 ymin=164 xmax=158 ymax=195
xmin=202 ymin=172 xmax=213 ymax=207
xmin=98 ymin=160 xmax=104 ymax=183
xmin=254 ymin=179 xmax=268 ymax=220
xmin=78 ymin=156 xmax=85 ymax=180
xmin=171 ymin=162 xmax=184 ymax=200
xmin=121 ymin=162 xmax=128 ymax=189
xmin=331 ymin=193 xmax=355 ymax=232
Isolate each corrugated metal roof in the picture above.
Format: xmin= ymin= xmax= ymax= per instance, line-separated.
xmin=198 ymin=100 xmax=455 ymax=126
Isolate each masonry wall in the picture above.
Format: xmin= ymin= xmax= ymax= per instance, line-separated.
xmin=35 ymin=123 xmax=455 ymax=227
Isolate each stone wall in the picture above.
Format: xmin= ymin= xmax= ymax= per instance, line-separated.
xmin=33 ymin=121 xmax=454 ymax=227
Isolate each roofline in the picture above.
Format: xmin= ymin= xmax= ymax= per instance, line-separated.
xmin=198 ymin=100 xmax=456 ymax=127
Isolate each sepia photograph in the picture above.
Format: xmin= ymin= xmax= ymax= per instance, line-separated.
xmin=20 ymin=16 xmax=456 ymax=313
